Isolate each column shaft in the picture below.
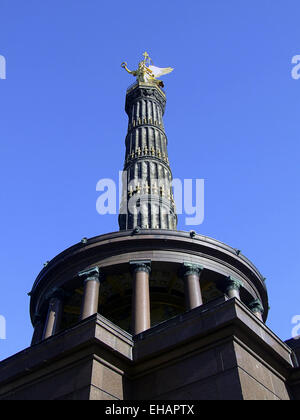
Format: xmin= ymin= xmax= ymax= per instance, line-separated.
xmin=80 ymin=278 xmax=100 ymax=320
xmin=184 ymin=273 xmax=203 ymax=310
xmin=31 ymin=315 xmax=44 ymax=346
xmin=79 ymin=267 xmax=101 ymax=321
xmin=225 ymin=276 xmax=243 ymax=301
xmin=227 ymin=288 xmax=240 ymax=299
xmin=43 ymin=297 xmax=63 ymax=340
xmin=183 ymin=263 xmax=203 ymax=311
xmin=131 ymin=263 xmax=151 ymax=335
xmin=249 ymin=299 xmax=264 ymax=322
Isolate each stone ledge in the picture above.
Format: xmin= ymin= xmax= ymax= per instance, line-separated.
xmin=0 ymin=297 xmax=295 ymax=400
xmin=133 ymin=297 xmax=293 ymax=370
xmin=0 ymin=314 xmax=133 ymax=391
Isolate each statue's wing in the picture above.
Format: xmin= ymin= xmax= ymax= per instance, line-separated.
xmin=148 ymin=65 xmax=174 ymax=79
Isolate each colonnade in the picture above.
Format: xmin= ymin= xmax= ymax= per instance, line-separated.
xmin=32 ymin=262 xmax=264 ymax=344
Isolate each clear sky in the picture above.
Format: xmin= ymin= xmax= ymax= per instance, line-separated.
xmin=0 ymin=0 xmax=299 ymax=360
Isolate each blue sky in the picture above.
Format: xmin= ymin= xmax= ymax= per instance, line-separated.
xmin=0 ymin=0 xmax=300 ymax=360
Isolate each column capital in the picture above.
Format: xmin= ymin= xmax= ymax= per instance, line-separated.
xmin=32 ymin=312 xmax=43 ymax=326
xmin=130 ymin=260 xmax=151 ymax=274
xmin=226 ymin=276 xmax=244 ymax=292
xmin=249 ymin=299 xmax=264 ymax=315
xmin=45 ymin=287 xmax=67 ymax=302
xmin=182 ymin=262 xmax=203 ymax=277
xmin=78 ymin=266 xmax=103 ymax=283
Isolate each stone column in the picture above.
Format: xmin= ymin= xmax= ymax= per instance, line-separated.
xmin=225 ymin=276 xmax=244 ymax=300
xmin=249 ymin=299 xmax=264 ymax=321
xmin=42 ymin=289 xmax=65 ymax=340
xmin=31 ymin=313 xmax=44 ymax=346
xmin=183 ymin=263 xmax=203 ymax=310
xmin=79 ymin=267 xmax=101 ymax=320
xmin=130 ymin=260 xmax=151 ymax=335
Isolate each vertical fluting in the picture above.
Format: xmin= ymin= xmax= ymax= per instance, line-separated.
xmin=119 ymin=83 xmax=177 ymax=231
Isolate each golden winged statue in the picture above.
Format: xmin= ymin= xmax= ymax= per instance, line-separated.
xmin=121 ymin=52 xmax=173 ymax=88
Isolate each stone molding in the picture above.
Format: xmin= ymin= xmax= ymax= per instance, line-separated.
xmin=78 ymin=266 xmax=103 ymax=284
xmin=182 ymin=262 xmax=203 ymax=277
xmin=249 ymin=298 xmax=264 ymax=314
xmin=129 ymin=260 xmax=151 ymax=275
xmin=226 ymin=276 xmax=244 ymax=292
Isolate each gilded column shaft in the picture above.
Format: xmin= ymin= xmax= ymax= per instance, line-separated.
xmin=119 ymin=83 xmax=177 ymax=231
